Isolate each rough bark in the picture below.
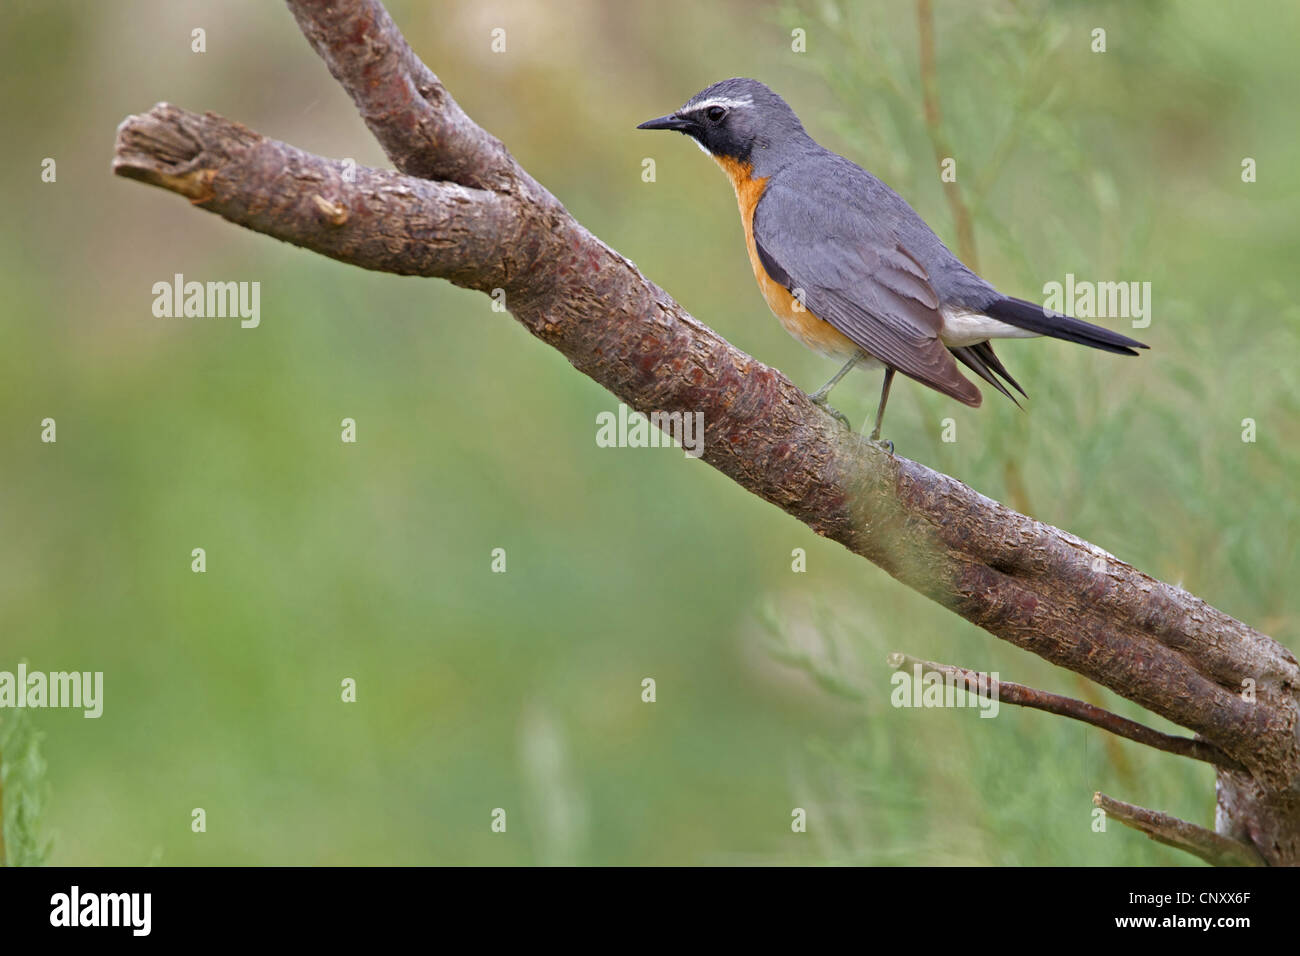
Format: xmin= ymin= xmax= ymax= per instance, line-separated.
xmin=1093 ymin=793 xmax=1267 ymax=867
xmin=111 ymin=0 xmax=1300 ymax=864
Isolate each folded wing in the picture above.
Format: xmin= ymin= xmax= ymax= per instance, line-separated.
xmin=753 ymin=178 xmax=982 ymax=407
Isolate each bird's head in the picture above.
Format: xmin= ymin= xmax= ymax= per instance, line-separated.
xmin=637 ymin=78 xmax=807 ymax=167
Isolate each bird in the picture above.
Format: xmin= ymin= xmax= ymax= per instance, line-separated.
xmin=637 ymin=78 xmax=1147 ymax=445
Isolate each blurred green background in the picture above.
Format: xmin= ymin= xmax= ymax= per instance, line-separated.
xmin=2 ymin=0 xmax=1297 ymax=865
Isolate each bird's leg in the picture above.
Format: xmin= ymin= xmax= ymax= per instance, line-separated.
xmin=808 ymin=354 xmax=860 ymax=403
xmin=868 ymin=367 xmax=896 ymax=452
xmin=807 ymin=353 xmax=861 ymax=429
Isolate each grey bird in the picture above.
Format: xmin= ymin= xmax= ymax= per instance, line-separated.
xmin=637 ymin=78 xmax=1147 ymax=443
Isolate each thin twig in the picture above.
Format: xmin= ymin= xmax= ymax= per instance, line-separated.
xmin=887 ymin=652 xmax=1246 ymax=771
xmin=1093 ymin=792 xmax=1265 ymax=867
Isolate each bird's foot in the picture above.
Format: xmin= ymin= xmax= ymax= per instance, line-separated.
xmin=808 ymin=393 xmax=852 ymax=429
xmin=867 ymin=425 xmax=893 ymax=455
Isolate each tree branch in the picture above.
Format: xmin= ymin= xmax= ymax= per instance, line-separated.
xmin=110 ymin=0 xmax=1300 ymax=864
xmin=114 ymin=105 xmax=522 ymax=289
xmin=285 ymin=0 xmax=540 ymax=198
xmin=888 ymin=652 xmax=1245 ymax=771
xmin=1093 ymin=792 xmax=1266 ymax=867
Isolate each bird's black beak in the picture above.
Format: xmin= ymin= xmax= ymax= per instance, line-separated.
xmin=637 ymin=113 xmax=694 ymax=132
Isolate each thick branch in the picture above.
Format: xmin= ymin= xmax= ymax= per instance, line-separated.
xmin=112 ymin=0 xmax=1300 ymax=864
xmin=1093 ymin=792 xmax=1265 ymax=867
xmin=114 ymin=105 xmax=524 ymax=290
xmin=888 ymin=653 xmax=1244 ymax=771
xmin=286 ymin=0 xmax=536 ymax=197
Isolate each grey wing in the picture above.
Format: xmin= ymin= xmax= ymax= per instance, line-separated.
xmin=753 ymin=178 xmax=982 ymax=407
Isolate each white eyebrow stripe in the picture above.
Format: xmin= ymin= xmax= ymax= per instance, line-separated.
xmin=685 ymin=96 xmax=753 ymax=113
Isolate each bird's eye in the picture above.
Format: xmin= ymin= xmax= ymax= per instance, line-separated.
xmin=706 ymin=106 xmax=727 ymax=123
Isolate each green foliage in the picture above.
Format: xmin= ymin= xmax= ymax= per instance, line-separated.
xmin=1 ymin=710 xmax=52 ymax=867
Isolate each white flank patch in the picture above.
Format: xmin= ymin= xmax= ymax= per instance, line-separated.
xmin=940 ymin=308 xmax=1039 ymax=346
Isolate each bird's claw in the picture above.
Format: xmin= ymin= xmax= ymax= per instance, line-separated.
xmin=809 ymin=393 xmax=852 ymax=429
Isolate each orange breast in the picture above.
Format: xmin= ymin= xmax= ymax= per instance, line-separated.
xmin=714 ymin=156 xmax=860 ymax=360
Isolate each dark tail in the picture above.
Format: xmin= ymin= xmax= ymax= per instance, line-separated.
xmin=951 ymin=342 xmax=1025 ymax=407
xmin=984 ymin=296 xmax=1149 ymax=355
